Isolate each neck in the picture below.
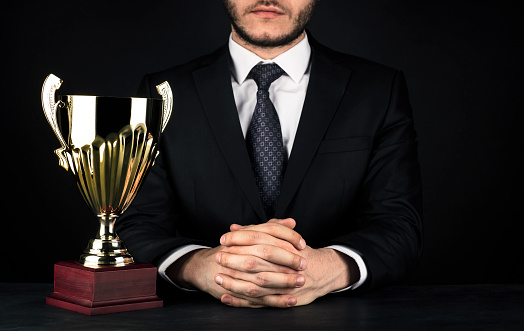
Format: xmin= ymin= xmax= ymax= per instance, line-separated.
xmin=231 ymin=29 xmax=306 ymax=60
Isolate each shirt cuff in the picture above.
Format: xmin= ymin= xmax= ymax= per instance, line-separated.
xmin=157 ymin=244 xmax=210 ymax=291
xmin=326 ymin=245 xmax=368 ymax=292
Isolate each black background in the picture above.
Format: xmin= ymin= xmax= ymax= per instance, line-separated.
xmin=2 ymin=1 xmax=522 ymax=285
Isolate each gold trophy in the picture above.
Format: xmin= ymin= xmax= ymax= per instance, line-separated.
xmin=42 ymin=73 xmax=172 ymax=315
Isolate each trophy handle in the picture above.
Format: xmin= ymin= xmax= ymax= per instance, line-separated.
xmin=155 ymin=81 xmax=172 ymax=133
xmin=41 ymin=74 xmax=69 ymax=170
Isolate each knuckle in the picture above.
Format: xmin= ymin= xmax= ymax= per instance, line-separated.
xmin=219 ymin=252 xmax=228 ymax=265
xmin=266 ymin=222 xmax=278 ymax=230
xmin=277 ymin=299 xmax=289 ymax=308
xmin=248 ymin=231 xmax=260 ymax=242
xmin=292 ymin=255 xmax=302 ymax=269
xmin=246 ymin=286 xmax=260 ymax=297
xmin=292 ymin=232 xmax=302 ymax=244
xmin=244 ymin=258 xmax=258 ymax=271
xmin=248 ymin=299 xmax=262 ymax=308
xmin=259 ymin=246 xmax=272 ymax=260
xmin=289 ymin=275 xmax=300 ymax=287
xmin=264 ymin=295 xmax=289 ymax=308
xmin=255 ymin=274 xmax=269 ymax=286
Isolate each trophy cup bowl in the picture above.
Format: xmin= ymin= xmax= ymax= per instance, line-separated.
xmin=42 ymin=73 xmax=172 ymax=314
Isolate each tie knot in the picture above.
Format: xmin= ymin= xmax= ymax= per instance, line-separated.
xmin=249 ymin=63 xmax=285 ymax=90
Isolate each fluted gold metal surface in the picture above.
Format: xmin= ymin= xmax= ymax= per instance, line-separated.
xmin=68 ymin=123 xmax=156 ymax=218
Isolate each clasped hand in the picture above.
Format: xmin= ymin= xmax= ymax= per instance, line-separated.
xmin=171 ymin=218 xmax=353 ymax=308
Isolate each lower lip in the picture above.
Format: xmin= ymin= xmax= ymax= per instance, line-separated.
xmin=252 ymin=10 xmax=283 ymax=19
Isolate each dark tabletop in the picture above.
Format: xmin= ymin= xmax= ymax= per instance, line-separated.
xmin=1 ymin=283 xmax=523 ymax=330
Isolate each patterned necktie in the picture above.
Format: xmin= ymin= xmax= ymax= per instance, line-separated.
xmin=246 ymin=63 xmax=287 ymax=219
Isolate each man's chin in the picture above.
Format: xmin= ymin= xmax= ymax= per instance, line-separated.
xmin=249 ymin=34 xmax=290 ymax=47
xmin=235 ymin=27 xmax=305 ymax=48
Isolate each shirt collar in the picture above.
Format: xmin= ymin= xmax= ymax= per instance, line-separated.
xmin=228 ymin=33 xmax=311 ymax=84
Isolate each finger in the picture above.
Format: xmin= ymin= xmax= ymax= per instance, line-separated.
xmin=230 ymin=218 xmax=296 ymax=232
xmin=230 ymin=223 xmax=245 ymax=231
xmin=221 ymin=294 xmax=265 ymax=308
xmin=216 ymin=251 xmax=305 ymax=274
xmin=250 ymin=271 xmax=306 ymax=288
xmin=229 ymin=219 xmax=295 ymax=232
xmin=215 ymin=273 xmax=296 ymax=299
xmin=221 ymin=224 xmax=306 ymax=250
xmin=220 ymin=293 xmax=297 ymax=308
xmin=218 ymin=245 xmax=307 ymax=271
xmin=268 ymin=218 xmax=296 ymax=229
xmin=221 ymin=268 xmax=306 ymax=289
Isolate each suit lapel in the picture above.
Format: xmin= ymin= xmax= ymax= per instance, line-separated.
xmin=275 ymin=45 xmax=352 ymax=217
xmin=192 ymin=46 xmax=267 ymax=222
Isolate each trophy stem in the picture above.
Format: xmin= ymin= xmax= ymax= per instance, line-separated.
xmin=79 ymin=215 xmax=134 ymax=267
xmin=98 ymin=215 xmax=116 ymax=240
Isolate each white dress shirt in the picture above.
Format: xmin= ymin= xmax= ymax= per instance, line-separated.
xmin=229 ymin=32 xmax=310 ymax=157
xmin=158 ymin=34 xmax=367 ymax=291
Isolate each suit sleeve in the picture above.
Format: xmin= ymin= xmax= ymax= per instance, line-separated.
xmin=115 ymin=75 xmax=211 ymax=265
xmin=326 ymin=71 xmax=423 ymax=289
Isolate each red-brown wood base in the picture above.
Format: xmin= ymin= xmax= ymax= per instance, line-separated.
xmin=46 ymin=261 xmax=163 ymax=315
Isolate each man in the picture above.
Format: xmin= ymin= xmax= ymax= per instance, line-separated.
xmin=116 ymin=0 xmax=422 ymax=308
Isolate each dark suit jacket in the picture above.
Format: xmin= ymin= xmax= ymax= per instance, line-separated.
xmin=116 ymin=35 xmax=423 ymax=290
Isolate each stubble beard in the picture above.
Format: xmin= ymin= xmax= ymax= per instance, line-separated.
xmin=223 ymin=0 xmax=316 ymax=48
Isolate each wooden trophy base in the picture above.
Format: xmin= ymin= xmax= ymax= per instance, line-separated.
xmin=46 ymin=261 xmax=163 ymax=315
